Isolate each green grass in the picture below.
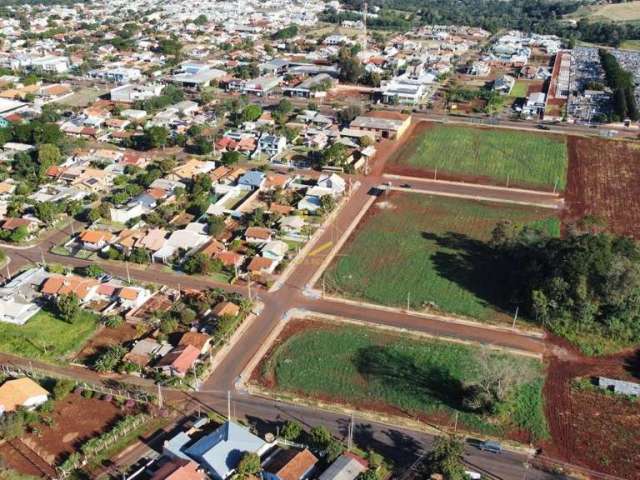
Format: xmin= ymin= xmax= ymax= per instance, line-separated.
xmin=0 ymin=309 xmax=99 ymax=362
xmin=510 ymin=80 xmax=529 ymax=98
xmin=264 ymin=322 xmax=548 ymax=441
xmin=393 ymin=125 xmax=568 ymax=189
xmin=324 ymin=194 xmax=559 ymax=323
xmin=620 ymin=39 xmax=640 ymax=51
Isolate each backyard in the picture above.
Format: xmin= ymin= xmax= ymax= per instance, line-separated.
xmin=386 ymin=123 xmax=568 ymax=190
xmin=0 ymin=309 xmax=99 ymax=362
xmin=323 ymin=193 xmax=559 ymax=324
xmin=257 ymin=319 xmax=548 ymax=443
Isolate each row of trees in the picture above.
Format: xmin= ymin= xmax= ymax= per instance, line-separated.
xmin=599 ymin=49 xmax=639 ymax=121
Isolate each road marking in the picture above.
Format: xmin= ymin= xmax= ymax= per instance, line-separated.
xmin=308 ymin=241 xmax=333 ymax=257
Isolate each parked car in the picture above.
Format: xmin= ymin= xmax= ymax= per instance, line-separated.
xmin=478 ymin=440 xmax=502 ymax=454
xmin=465 ymin=470 xmax=482 ymax=480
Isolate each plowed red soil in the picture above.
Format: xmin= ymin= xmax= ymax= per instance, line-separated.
xmin=0 ymin=393 xmax=124 ymax=476
xmin=564 ymin=136 xmax=640 ymax=239
xmin=541 ymin=337 xmax=640 ymax=479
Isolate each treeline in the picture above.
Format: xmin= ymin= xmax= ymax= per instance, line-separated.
xmin=320 ymin=9 xmax=413 ymax=31
xmin=330 ymin=0 xmax=640 ymax=46
xmin=491 ymin=221 xmax=640 ymax=355
xmin=599 ymin=49 xmax=639 ymax=121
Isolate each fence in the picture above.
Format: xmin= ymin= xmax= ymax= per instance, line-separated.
xmin=0 ymin=363 xmax=155 ymax=404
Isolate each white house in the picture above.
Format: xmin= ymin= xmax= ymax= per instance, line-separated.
xmin=317 ymin=173 xmax=346 ymax=196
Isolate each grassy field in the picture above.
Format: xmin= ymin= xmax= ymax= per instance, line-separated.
xmin=510 ymin=80 xmax=529 ymax=98
xmin=262 ymin=321 xmax=548 ymax=441
xmin=0 ymin=309 xmax=99 ymax=362
xmin=570 ymin=1 xmax=640 ymax=22
xmin=323 ymin=194 xmax=559 ymax=323
xmin=390 ymin=124 xmax=568 ymax=190
xmin=620 ymin=39 xmax=640 ymax=51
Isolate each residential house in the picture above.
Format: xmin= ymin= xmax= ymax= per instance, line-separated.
xmin=248 ymin=256 xmax=276 ymax=275
xmin=163 ymin=420 xmax=272 ymax=480
xmin=156 ymin=345 xmax=201 ymax=377
xmin=261 ymin=240 xmax=288 ymax=262
xmin=238 ymin=171 xmax=266 ymax=190
xmin=123 ymin=338 xmax=171 ymax=368
xmin=78 ymin=230 xmax=114 ymax=251
xmin=178 ymin=332 xmax=212 ymax=355
xmin=0 ymin=378 xmax=49 ymax=416
xmin=317 ymin=173 xmax=346 ymax=196
xmin=262 ymin=448 xmax=318 ymax=480
xmin=318 ymin=453 xmax=368 ymax=480
xmin=493 ymin=74 xmax=515 ymax=95
xmin=151 ymin=459 xmax=207 ymax=480
xmin=0 ymin=267 xmax=47 ymax=325
xmin=211 ymin=301 xmax=240 ymax=319
xmin=40 ymin=274 xmax=100 ymax=303
xmin=256 ymin=134 xmax=287 ymax=160
xmin=245 ymin=227 xmax=273 ymax=244
xmin=349 ymin=111 xmax=412 ymax=139
xmin=110 ymin=84 xmax=164 ymax=103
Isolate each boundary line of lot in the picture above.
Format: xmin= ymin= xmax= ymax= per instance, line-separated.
xmin=310 ymin=293 xmax=545 ymax=338
xmin=237 ymin=308 xmax=539 ymax=457
xmin=383 ymin=173 xmax=563 ymax=197
xmin=384 ymin=186 xmax=564 ymax=210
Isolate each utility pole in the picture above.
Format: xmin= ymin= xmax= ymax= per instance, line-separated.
xmin=363 ymin=2 xmax=368 ymax=51
xmin=407 ymin=291 xmax=410 ymax=311
xmin=322 ymin=276 xmax=326 ymax=297
xmin=512 ymin=306 xmax=519 ymax=329
xmin=247 ymin=278 xmax=252 ymax=302
xmin=453 ymin=411 xmax=459 ymax=432
xmin=227 ymin=390 xmax=231 ymax=421
xmin=347 ymin=413 xmax=354 ymax=449
xmin=125 ymin=261 xmax=131 ymax=284
xmin=40 ymin=248 xmax=46 ymax=267
xmin=157 ymin=384 xmax=163 ymax=409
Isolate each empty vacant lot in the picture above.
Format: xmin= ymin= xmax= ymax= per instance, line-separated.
xmin=565 ymin=137 xmax=640 ymax=239
xmin=257 ymin=319 xmax=548 ymax=442
xmin=386 ymin=123 xmax=568 ymax=190
xmin=323 ymin=192 xmax=559 ymax=324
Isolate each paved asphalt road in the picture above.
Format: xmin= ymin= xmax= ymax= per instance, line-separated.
xmin=0 ymin=144 xmax=575 ymax=478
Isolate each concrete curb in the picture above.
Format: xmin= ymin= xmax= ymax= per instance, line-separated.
xmin=312 ymin=292 xmax=545 ymax=339
xmin=385 ymin=186 xmax=563 ymax=210
xmin=306 ymin=193 xmax=378 ymax=291
xmin=236 ymin=307 xmax=299 ymax=389
xmin=383 ymin=174 xmax=562 ymax=197
xmin=297 ymin=310 xmax=543 ymax=359
xmin=245 ymin=384 xmax=537 ymax=458
xmin=210 ymin=301 xmax=265 ymax=379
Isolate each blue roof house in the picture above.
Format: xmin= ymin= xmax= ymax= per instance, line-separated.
xmin=164 ymin=421 xmax=270 ymax=480
xmin=238 ymin=171 xmax=266 ymax=190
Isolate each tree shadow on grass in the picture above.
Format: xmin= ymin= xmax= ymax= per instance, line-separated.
xmin=354 ymin=345 xmax=469 ymax=412
xmin=421 ymin=231 xmax=515 ymax=316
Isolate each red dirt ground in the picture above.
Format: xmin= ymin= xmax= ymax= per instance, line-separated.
xmin=541 ymin=337 xmax=640 ymax=479
xmin=0 ymin=393 xmax=124 ymax=476
xmin=564 ymin=136 xmax=640 ymax=239
xmin=75 ymin=323 xmax=141 ymax=363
